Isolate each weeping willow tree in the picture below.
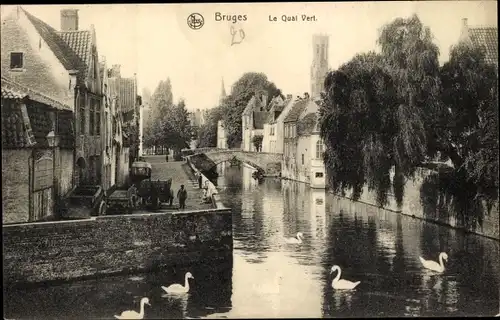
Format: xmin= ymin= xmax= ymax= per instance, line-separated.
xmin=320 ymin=14 xmax=498 ymax=228
xmin=320 ymin=15 xmax=442 ymax=208
xmin=432 ymin=42 xmax=499 ymax=228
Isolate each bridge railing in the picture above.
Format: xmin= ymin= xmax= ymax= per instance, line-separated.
xmin=181 ymin=147 xmax=242 ymax=156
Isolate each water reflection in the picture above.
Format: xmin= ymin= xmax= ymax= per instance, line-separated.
xmin=3 ymin=164 xmax=499 ymax=318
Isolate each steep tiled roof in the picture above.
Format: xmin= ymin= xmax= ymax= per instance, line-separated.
xmin=253 ymin=111 xmax=269 ymax=129
xmin=266 ymin=110 xmax=282 ymax=124
xmin=108 ymin=76 xmax=137 ymax=122
xmin=1 ymin=76 xmax=71 ymax=111
xmin=297 ymin=112 xmax=318 ymax=136
xmin=266 ymin=96 xmax=290 ymax=124
xmin=243 ymin=95 xmax=265 ymax=115
xmin=22 ymin=8 xmax=75 ymax=70
xmin=58 ymin=30 xmax=92 ymax=80
xmin=243 ymin=96 xmax=256 ymax=115
xmin=22 ymin=7 xmax=92 ymax=83
xmin=1 ymin=85 xmax=36 ymax=148
xmin=284 ymin=99 xmax=308 ymax=123
xmin=274 ymin=103 xmax=285 ymax=113
xmin=469 ymin=27 xmax=498 ymax=66
xmin=1 ymin=101 xmax=34 ymax=149
xmin=1 ymin=87 xmax=27 ymax=100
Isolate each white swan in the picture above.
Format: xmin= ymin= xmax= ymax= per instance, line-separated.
xmin=114 ymin=297 xmax=150 ymax=319
xmin=419 ymin=252 xmax=448 ymax=273
xmin=330 ymin=265 xmax=361 ymax=290
xmin=162 ymin=272 xmax=194 ymax=294
xmin=285 ymin=232 xmax=304 ymax=244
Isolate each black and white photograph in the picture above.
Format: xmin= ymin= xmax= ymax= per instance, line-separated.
xmin=1 ymin=2 xmax=498 ymax=318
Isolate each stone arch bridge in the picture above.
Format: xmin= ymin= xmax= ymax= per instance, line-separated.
xmin=186 ymin=148 xmax=282 ymax=176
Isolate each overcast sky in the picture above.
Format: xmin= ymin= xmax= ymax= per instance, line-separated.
xmin=1 ymin=2 xmax=497 ymax=110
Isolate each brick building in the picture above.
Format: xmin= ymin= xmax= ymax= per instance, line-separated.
xmin=281 ymin=34 xmax=328 ymax=188
xmin=2 ymin=77 xmax=74 ymax=223
xmin=241 ymin=93 xmax=268 ymax=152
xmin=107 ymin=65 xmax=141 ymax=187
xmin=2 ymin=7 xmax=104 ymax=189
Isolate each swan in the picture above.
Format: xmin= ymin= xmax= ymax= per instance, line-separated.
xmin=330 ymin=265 xmax=361 ymax=290
xmin=285 ymin=232 xmax=304 ymax=244
xmin=162 ymin=272 xmax=194 ymax=294
xmin=114 ymin=297 xmax=150 ymax=319
xmin=419 ymin=252 xmax=448 ymax=273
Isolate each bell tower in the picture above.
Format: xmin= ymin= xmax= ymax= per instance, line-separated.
xmin=310 ymin=34 xmax=329 ymax=99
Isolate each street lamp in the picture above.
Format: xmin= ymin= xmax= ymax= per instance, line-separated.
xmin=46 ymin=130 xmax=59 ymax=147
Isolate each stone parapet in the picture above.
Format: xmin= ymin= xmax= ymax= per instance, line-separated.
xmin=3 ymin=207 xmax=232 ymax=287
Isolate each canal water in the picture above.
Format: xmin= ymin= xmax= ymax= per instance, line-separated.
xmin=4 ymin=163 xmax=499 ymax=319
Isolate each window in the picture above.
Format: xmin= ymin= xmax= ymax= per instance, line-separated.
xmin=315 ymin=172 xmax=324 ymax=178
xmin=316 ymin=140 xmax=324 ymax=159
xmin=301 ymin=154 xmax=304 ymax=165
xmin=10 ymin=52 xmax=24 ymax=69
xmin=89 ymin=99 xmax=95 ymax=135
xmin=79 ymin=95 xmax=86 ymax=135
xmin=315 ymin=121 xmax=321 ymax=132
xmin=95 ymin=100 xmax=101 ymax=135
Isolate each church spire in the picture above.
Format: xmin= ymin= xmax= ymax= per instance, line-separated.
xmin=219 ymin=77 xmax=227 ymax=105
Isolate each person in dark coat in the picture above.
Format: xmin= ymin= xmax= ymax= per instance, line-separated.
xmin=177 ymin=185 xmax=188 ymax=209
xmin=166 ymin=154 xmax=169 ymax=162
xmin=198 ymin=173 xmax=203 ymax=189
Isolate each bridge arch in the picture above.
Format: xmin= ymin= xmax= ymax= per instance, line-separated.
xmin=188 ymin=149 xmax=282 ymax=177
xmin=208 ymin=155 xmax=262 ymax=172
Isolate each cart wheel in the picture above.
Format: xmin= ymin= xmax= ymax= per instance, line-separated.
xmin=98 ymin=201 xmax=107 ymax=216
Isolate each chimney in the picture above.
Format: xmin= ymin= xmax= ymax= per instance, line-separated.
xmin=286 ymin=94 xmax=293 ymax=100
xmin=111 ymin=64 xmax=121 ymax=78
xmin=459 ymin=18 xmax=471 ymax=44
xmin=60 ymin=9 xmax=79 ymax=31
xmin=304 ymin=92 xmax=310 ymax=99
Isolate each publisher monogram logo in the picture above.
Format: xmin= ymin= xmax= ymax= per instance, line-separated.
xmin=187 ymin=13 xmax=204 ymax=30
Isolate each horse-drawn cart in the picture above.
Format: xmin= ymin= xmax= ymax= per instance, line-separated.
xmin=60 ymin=185 xmax=106 ymax=219
xmin=137 ymin=179 xmax=173 ymax=210
xmin=106 ymin=161 xmax=152 ymax=214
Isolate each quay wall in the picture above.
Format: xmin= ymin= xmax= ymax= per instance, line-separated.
xmin=3 ymin=208 xmax=233 ymax=287
xmin=338 ymin=168 xmax=499 ymax=241
xmin=185 ymin=156 xmax=225 ymax=209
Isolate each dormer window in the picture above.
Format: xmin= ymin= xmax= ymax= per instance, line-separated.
xmin=10 ymin=52 xmax=24 ymax=69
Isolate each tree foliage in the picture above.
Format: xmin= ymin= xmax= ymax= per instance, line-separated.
xmin=142 ymin=78 xmax=192 ymax=151
xmin=252 ymin=134 xmax=263 ymax=152
xmin=222 ymin=72 xmax=283 ymax=148
xmin=319 ymin=14 xmax=498 ymax=218
xmin=196 ymin=106 xmax=224 ymax=148
xmin=439 ymin=43 xmax=499 ymax=202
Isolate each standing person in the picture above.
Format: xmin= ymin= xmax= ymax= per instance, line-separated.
xmin=177 ymin=185 xmax=188 ymax=209
xmin=127 ymin=184 xmax=138 ymax=210
xmin=198 ymin=172 xmax=203 ymax=189
xmin=165 ymin=153 xmax=169 ymax=162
